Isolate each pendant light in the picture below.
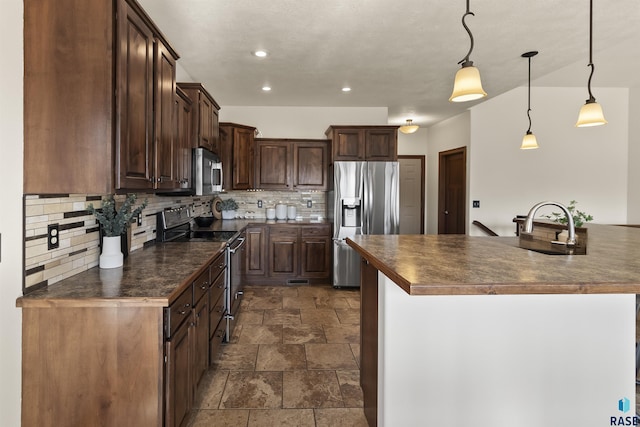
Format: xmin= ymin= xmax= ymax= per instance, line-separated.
xmin=449 ymin=0 xmax=487 ymax=102
xmin=576 ymin=0 xmax=607 ymax=127
xmin=521 ymin=51 xmax=539 ymax=150
xmin=399 ymin=119 xmax=419 ymax=134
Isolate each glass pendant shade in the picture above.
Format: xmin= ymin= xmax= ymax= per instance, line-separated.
xmin=399 ymin=119 xmax=419 ymax=134
xmin=449 ymin=65 xmax=487 ymax=102
xmin=576 ymin=101 xmax=607 ymax=127
xmin=520 ymin=132 xmax=539 ymax=150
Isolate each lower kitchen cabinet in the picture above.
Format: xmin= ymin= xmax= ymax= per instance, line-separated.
xmin=243 ymin=223 xmax=332 ymax=285
xmin=165 ymin=315 xmax=192 ymax=427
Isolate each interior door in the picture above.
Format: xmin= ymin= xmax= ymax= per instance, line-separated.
xmin=438 ymin=147 xmax=466 ymax=234
xmin=398 ymin=156 xmax=425 ymax=234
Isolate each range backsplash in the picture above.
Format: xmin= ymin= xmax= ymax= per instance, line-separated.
xmin=23 ymin=190 xmax=326 ymax=293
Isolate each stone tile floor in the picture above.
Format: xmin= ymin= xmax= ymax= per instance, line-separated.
xmin=185 ymin=285 xmax=368 ymax=427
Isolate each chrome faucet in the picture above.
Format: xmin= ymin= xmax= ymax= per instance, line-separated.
xmin=522 ymin=201 xmax=576 ymax=246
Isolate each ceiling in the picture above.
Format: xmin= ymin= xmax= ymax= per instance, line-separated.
xmin=139 ymin=0 xmax=640 ymax=127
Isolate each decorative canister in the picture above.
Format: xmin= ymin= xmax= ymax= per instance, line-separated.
xmin=266 ymin=207 xmax=276 ymax=219
xmin=287 ymin=205 xmax=297 ymax=220
xmin=275 ymin=203 xmax=287 ymax=220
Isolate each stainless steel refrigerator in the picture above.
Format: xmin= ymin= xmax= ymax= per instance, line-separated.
xmin=329 ymin=161 xmax=399 ymax=288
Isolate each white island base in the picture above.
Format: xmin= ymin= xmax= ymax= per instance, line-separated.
xmin=377 ymin=273 xmax=636 ymax=427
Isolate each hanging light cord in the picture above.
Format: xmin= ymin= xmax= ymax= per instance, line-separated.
xmin=458 ymin=0 xmax=475 ymax=67
xmin=585 ymin=0 xmax=596 ymax=103
xmin=526 ymin=55 xmax=533 ymax=133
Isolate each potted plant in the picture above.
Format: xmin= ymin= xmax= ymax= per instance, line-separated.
xmin=88 ymin=194 xmax=148 ymax=268
xmin=544 ymin=200 xmax=593 ymax=245
xmin=219 ymin=198 xmax=238 ymax=220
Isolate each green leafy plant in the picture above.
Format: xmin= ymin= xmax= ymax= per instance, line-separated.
xmin=219 ymin=198 xmax=239 ymax=211
xmin=87 ymin=194 xmax=148 ymax=237
xmin=544 ymin=200 xmax=593 ymax=228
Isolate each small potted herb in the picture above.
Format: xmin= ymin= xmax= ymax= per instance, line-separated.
xmin=87 ymin=194 xmax=147 ymax=268
xmin=220 ymin=198 xmax=239 ymax=220
xmin=544 ymin=200 xmax=593 ymax=228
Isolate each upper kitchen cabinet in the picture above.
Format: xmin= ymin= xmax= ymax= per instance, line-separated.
xmin=219 ymin=123 xmax=256 ymax=190
xmin=177 ymin=83 xmax=221 ymax=155
xmin=255 ymin=139 xmax=329 ymax=191
xmin=174 ymin=87 xmax=193 ymax=190
xmin=23 ymin=0 xmax=179 ymax=194
xmin=325 ymin=126 xmax=399 ymax=162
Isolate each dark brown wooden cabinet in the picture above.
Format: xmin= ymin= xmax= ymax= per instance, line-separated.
xmin=177 ymin=83 xmax=221 ymax=155
xmin=174 ymin=87 xmax=193 ymax=189
xmin=268 ymin=227 xmax=300 ymax=278
xmin=220 ymin=123 xmax=256 ymax=190
xmin=24 ymin=0 xmax=180 ymax=194
xmin=360 ymin=258 xmax=379 ymax=427
xmin=245 ymin=225 xmax=267 ymax=277
xmin=255 ymin=139 xmax=329 ymax=191
xmin=300 ymin=226 xmax=332 ymax=278
xmin=243 ymin=223 xmax=332 ymax=285
xmin=325 ymin=126 xmax=398 ymax=162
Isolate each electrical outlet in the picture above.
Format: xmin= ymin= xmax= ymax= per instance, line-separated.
xmin=137 ymin=213 xmax=142 ymax=226
xmin=257 ymin=200 xmax=263 ymax=208
xmin=307 ymin=200 xmax=312 ymax=208
xmin=48 ymin=224 xmax=60 ymax=250
xmin=473 ymin=200 xmax=480 ymax=208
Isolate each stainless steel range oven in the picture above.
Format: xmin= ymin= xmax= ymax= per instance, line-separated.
xmin=156 ymin=207 xmax=245 ymax=341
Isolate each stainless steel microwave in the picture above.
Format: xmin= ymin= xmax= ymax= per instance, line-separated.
xmin=194 ymin=148 xmax=223 ymax=195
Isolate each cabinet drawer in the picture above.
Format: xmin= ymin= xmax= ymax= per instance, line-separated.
xmin=166 ymin=286 xmax=193 ymax=338
xmin=209 ymin=290 xmax=225 ymax=338
xmin=193 ymin=268 xmax=211 ymax=306
xmin=269 ymin=226 xmax=299 ymax=237
xmin=209 ymin=267 xmax=226 ymax=307
xmin=301 ymin=225 xmax=330 ymax=237
xmin=211 ymin=251 xmax=226 ymax=282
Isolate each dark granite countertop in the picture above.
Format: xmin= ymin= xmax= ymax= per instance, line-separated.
xmin=17 ymin=241 xmax=226 ymax=308
xmin=347 ymin=224 xmax=640 ymax=296
xmin=194 ymin=218 xmax=331 ymax=233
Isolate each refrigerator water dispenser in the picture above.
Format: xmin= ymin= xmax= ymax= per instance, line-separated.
xmin=341 ymin=199 xmax=361 ymax=227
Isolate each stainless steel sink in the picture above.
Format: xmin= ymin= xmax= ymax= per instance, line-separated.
xmin=518 ymin=235 xmax=586 ymax=255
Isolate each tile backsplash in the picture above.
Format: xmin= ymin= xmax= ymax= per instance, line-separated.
xmin=22 ymin=190 xmax=326 ymax=293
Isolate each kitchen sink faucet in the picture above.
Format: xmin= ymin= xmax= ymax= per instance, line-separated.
xmin=522 ymin=201 xmax=576 ymax=246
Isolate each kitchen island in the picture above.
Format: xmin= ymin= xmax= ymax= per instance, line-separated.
xmin=347 ymin=224 xmax=640 ymax=427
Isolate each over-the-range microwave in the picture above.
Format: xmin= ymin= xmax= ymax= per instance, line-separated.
xmin=194 ymin=147 xmax=223 ymax=195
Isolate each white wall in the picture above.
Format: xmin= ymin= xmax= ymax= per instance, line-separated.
xmin=219 ymin=106 xmax=388 ymax=139
xmin=425 ymin=112 xmax=471 ymax=234
xmin=469 ymin=86 xmax=629 ymax=236
xmin=628 ymin=86 xmax=640 ymax=223
xmin=0 ymin=0 xmax=23 ymax=424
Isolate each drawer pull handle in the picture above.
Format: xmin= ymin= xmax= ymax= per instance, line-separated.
xmin=178 ymin=310 xmax=187 ymax=315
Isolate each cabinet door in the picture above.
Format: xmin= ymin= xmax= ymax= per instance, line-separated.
xmin=300 ymin=226 xmax=331 ymax=278
xmin=360 ymin=258 xmax=379 ymax=427
xmin=293 ymin=141 xmax=328 ymax=190
xmin=116 ymin=2 xmax=155 ymax=190
xmin=211 ymin=107 xmax=220 ymax=155
xmin=232 ymin=127 xmax=255 ymax=189
xmin=155 ymin=39 xmax=177 ymax=190
xmin=244 ymin=226 xmax=267 ymax=277
xmin=165 ymin=318 xmax=192 ymax=427
xmin=192 ymin=297 xmax=209 ymax=392
xmin=255 ymin=141 xmax=291 ymax=189
xmin=365 ymin=128 xmax=397 ymax=161
xmin=268 ymin=227 xmax=299 ymax=277
xmin=199 ymin=95 xmax=213 ymax=151
xmin=175 ymin=90 xmax=192 ymax=188
xmin=332 ymin=129 xmax=364 ymax=161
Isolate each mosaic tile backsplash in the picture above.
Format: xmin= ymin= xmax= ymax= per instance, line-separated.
xmin=23 ymin=190 xmax=326 ymax=293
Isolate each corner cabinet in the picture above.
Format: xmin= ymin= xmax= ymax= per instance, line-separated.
xmin=177 ymin=83 xmax=221 ymax=155
xmin=24 ymin=0 xmax=180 ymax=194
xmin=325 ymin=126 xmax=398 ymax=162
xmin=220 ymin=123 xmax=256 ymax=190
xmin=255 ymin=139 xmax=329 ymax=191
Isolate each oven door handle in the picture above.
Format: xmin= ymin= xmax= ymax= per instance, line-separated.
xmin=229 ymin=237 xmax=246 ymax=253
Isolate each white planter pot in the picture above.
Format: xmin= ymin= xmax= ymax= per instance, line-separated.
xmin=100 ymin=235 xmax=123 ymax=269
xmin=221 ymin=210 xmax=236 ymax=220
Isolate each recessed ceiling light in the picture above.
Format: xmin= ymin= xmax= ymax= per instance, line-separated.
xmin=262 ymin=86 xmax=271 ymax=91
xmin=253 ymin=50 xmax=268 ymax=58
xmin=342 ymin=87 xmax=351 ymax=92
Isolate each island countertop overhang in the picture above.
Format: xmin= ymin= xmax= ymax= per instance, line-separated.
xmin=346 ymin=224 xmax=640 ymax=296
